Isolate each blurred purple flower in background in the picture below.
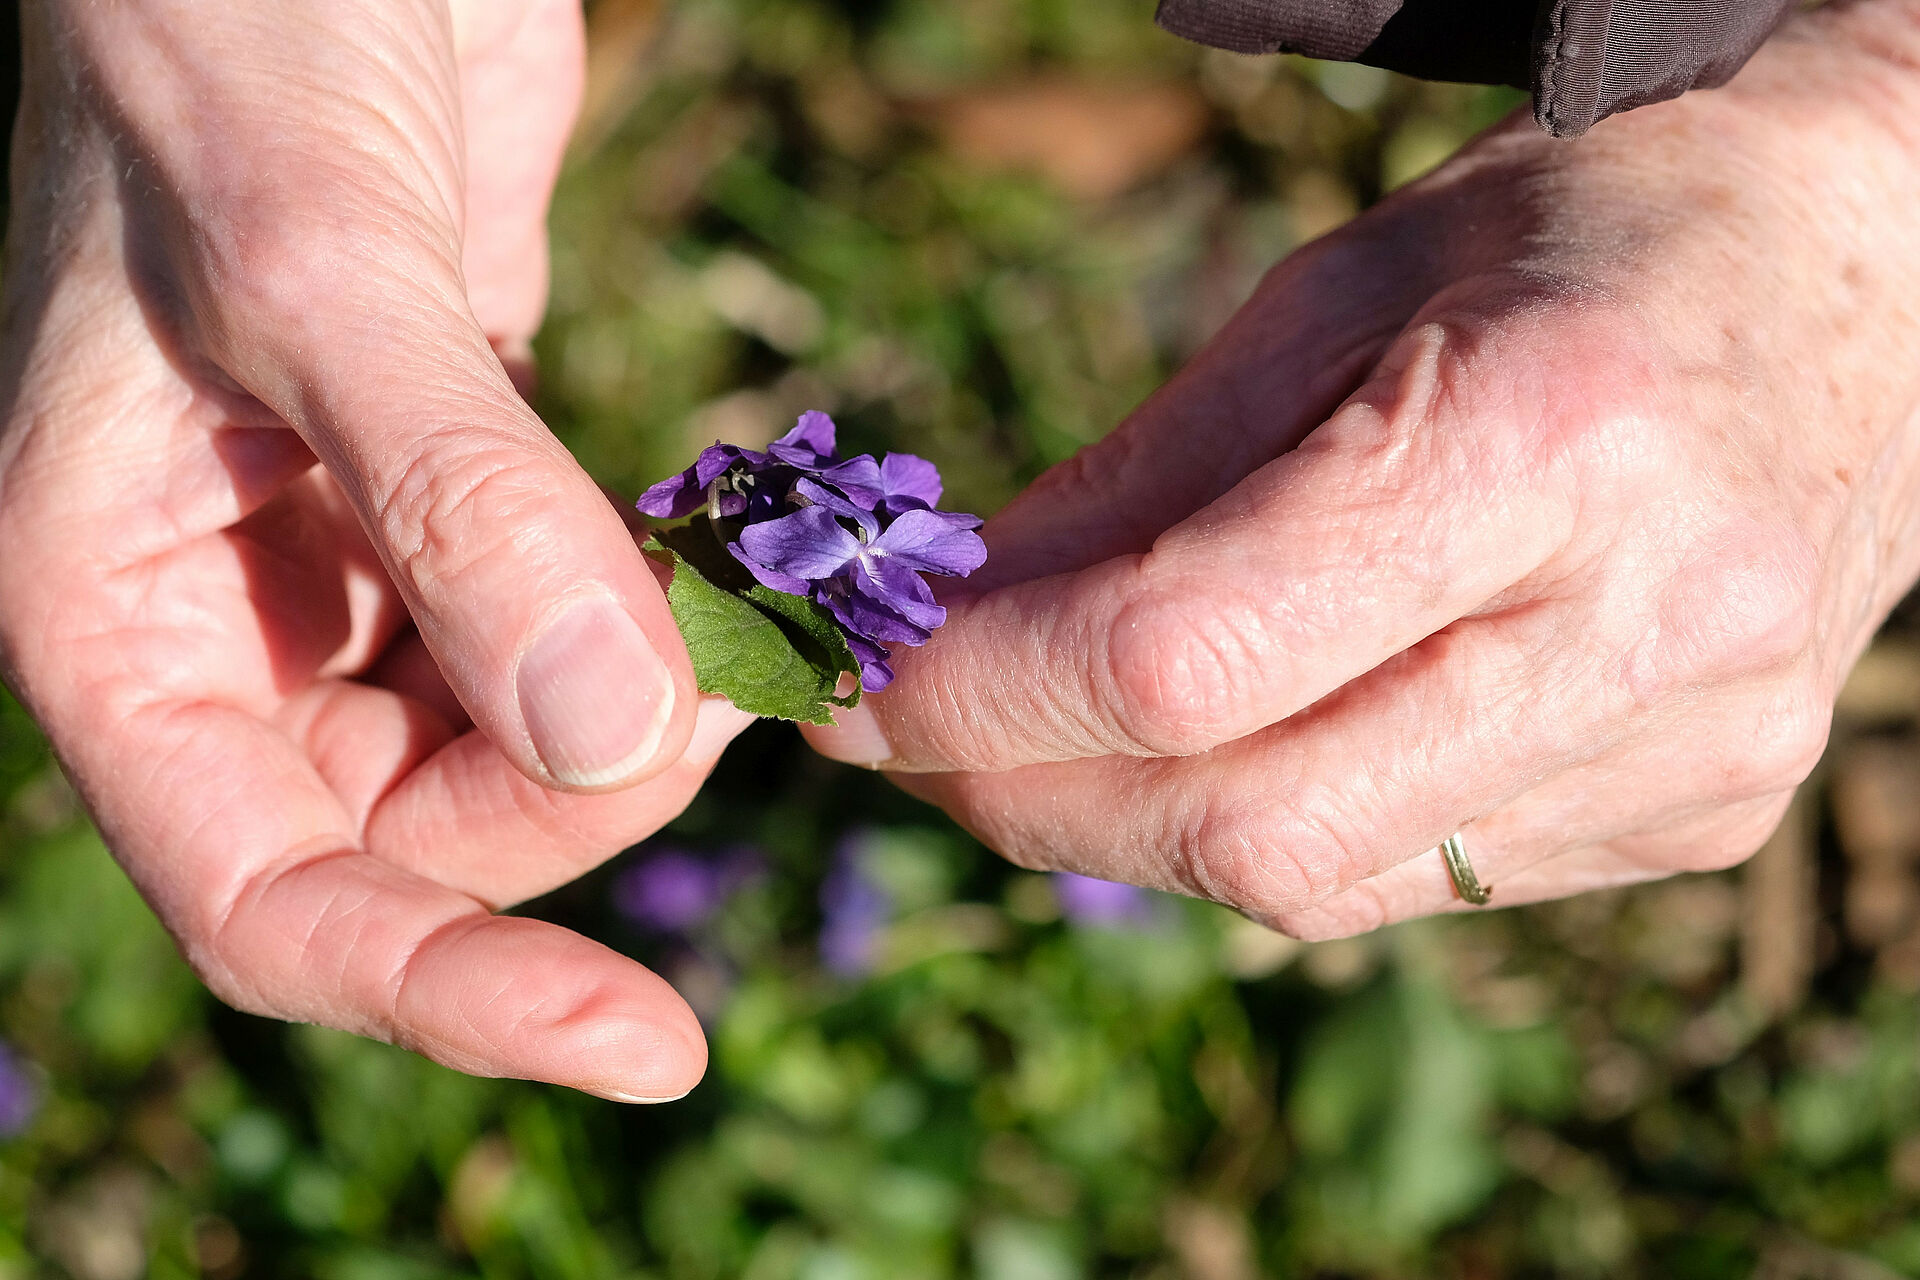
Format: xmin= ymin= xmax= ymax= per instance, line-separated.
xmin=1053 ymin=872 xmax=1159 ymax=929
xmin=820 ymin=833 xmax=892 ymax=976
xmin=0 ymin=1043 xmax=40 ymax=1137
xmin=615 ymin=845 xmax=765 ymax=935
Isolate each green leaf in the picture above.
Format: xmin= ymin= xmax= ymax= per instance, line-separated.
xmin=644 ymin=524 xmax=862 ymax=725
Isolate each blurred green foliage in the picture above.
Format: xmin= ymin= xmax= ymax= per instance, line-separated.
xmin=6 ymin=0 xmax=1920 ymax=1275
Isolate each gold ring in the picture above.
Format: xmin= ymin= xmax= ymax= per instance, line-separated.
xmin=1440 ymin=832 xmax=1491 ymax=906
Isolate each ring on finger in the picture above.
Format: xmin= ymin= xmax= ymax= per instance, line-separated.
xmin=1439 ymin=831 xmax=1492 ymax=906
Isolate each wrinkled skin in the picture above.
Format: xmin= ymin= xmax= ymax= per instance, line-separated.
xmin=810 ymin=2 xmax=1920 ymax=938
xmin=9 ymin=0 xmax=1920 ymax=1103
xmin=0 ymin=0 xmax=751 ymax=1100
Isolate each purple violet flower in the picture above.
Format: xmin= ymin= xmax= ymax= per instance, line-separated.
xmin=1053 ymin=873 xmax=1159 ymax=929
xmin=0 ymin=1044 xmax=39 ymax=1138
xmin=739 ymin=495 xmax=980 ymax=627
xmin=820 ymin=834 xmax=892 ymax=976
xmin=637 ymin=411 xmax=985 ymax=692
xmin=615 ymin=845 xmax=764 ymax=935
xmin=836 ymin=629 xmax=898 ymax=692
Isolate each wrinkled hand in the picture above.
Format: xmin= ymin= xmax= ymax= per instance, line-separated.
xmin=811 ymin=3 xmax=1920 ymax=937
xmin=0 ymin=0 xmax=747 ymax=1099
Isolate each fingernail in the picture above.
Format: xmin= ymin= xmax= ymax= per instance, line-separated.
xmin=518 ymin=596 xmax=675 ymax=788
xmin=598 ymin=1088 xmax=691 ymax=1104
xmin=687 ymin=697 xmax=756 ymax=763
xmin=808 ymin=702 xmax=892 ymax=767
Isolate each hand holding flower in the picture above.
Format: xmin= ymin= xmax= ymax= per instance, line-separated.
xmin=0 ymin=0 xmax=749 ymax=1100
xmin=808 ymin=2 xmax=1920 ymax=936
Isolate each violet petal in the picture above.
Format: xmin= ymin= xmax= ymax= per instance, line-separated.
xmin=737 ymin=506 xmax=863 ymax=580
xmin=820 ymin=582 xmax=934 ymax=646
xmin=817 ymin=455 xmax=884 ymax=508
xmin=841 ymin=627 xmax=892 ymax=669
xmin=836 ymin=625 xmax=896 ymax=690
xmin=854 ymin=559 xmax=947 ymax=632
xmin=767 ymin=409 xmax=838 ymax=466
xmin=793 ymin=478 xmax=880 ymax=539
xmin=636 ymin=442 xmax=769 ymax=518
xmin=636 ymin=467 xmax=708 ymax=519
xmin=741 ymin=479 xmax=794 ymax=524
xmin=695 ymin=442 xmax=763 ymax=486
xmin=879 ymin=452 xmax=942 ymax=511
xmin=728 ymin=541 xmax=813 ymax=596
xmin=870 ymin=509 xmax=988 ymax=576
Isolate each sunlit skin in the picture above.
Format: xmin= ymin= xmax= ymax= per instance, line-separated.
xmin=9 ymin=0 xmax=1920 ymax=1100
xmin=0 ymin=0 xmax=754 ymax=1100
xmin=810 ymin=1 xmax=1920 ymax=937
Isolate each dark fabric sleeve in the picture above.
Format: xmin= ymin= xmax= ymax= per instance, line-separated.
xmin=1152 ymin=0 xmax=1797 ymax=138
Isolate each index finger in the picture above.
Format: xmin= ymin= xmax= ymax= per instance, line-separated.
xmin=807 ymin=317 xmax=1589 ymax=773
xmin=73 ymin=696 xmax=708 ymax=1100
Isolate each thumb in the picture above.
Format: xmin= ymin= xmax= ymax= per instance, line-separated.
xmin=104 ymin=0 xmax=698 ymax=792
xmin=197 ymin=219 xmax=695 ymax=792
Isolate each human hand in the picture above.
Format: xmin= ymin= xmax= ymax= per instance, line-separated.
xmin=809 ymin=2 xmax=1920 ymax=936
xmin=0 ymin=0 xmax=743 ymax=1099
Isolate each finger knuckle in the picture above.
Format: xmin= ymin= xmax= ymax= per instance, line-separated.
xmin=1026 ymin=418 xmax=1155 ymax=510
xmin=1655 ymin=527 xmax=1821 ymax=682
xmin=1325 ymin=324 xmax=1474 ymax=493
xmin=1103 ymin=587 xmax=1266 ymax=756
xmin=209 ymin=220 xmax=340 ymax=338
xmin=1724 ymin=683 xmax=1831 ymax=800
xmin=181 ymin=898 xmax=273 ymax=1017
xmin=382 ymin=915 xmax=493 ymax=1050
xmin=376 ymin=436 xmax=558 ymax=597
xmin=1666 ymin=801 xmax=1794 ymax=874
xmin=204 ymin=187 xmax=452 ymax=341
xmin=1674 ymin=839 xmax=1761 ymax=875
xmin=190 ymin=963 xmax=277 ymax=1021
xmin=1268 ymin=884 xmax=1394 ymax=942
xmin=902 ymin=654 xmax=1017 ymax=772
xmin=190 ymin=867 xmax=296 ymax=1022
xmin=1536 ymin=386 xmax=1658 ymax=490
xmin=1171 ymin=790 xmax=1353 ymax=917
xmin=1466 ymin=304 xmax=1675 ymax=495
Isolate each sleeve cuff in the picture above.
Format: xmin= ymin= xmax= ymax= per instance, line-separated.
xmin=1153 ymin=0 xmax=1797 ymax=138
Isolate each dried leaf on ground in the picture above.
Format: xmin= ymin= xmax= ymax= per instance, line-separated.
xmin=920 ymin=79 xmax=1210 ymax=201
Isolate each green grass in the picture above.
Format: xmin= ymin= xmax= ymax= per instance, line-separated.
xmin=4 ymin=0 xmax=1920 ymax=1274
